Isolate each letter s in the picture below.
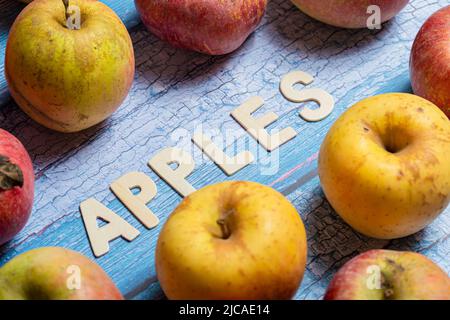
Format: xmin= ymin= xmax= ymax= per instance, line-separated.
xmin=280 ymin=71 xmax=334 ymax=122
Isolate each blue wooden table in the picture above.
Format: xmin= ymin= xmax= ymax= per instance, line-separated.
xmin=0 ymin=0 xmax=449 ymax=300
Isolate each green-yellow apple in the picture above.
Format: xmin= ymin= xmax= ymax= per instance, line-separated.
xmin=410 ymin=5 xmax=450 ymax=118
xmin=291 ymin=0 xmax=409 ymax=28
xmin=0 ymin=129 xmax=34 ymax=246
xmin=156 ymin=181 xmax=307 ymax=299
xmin=5 ymin=0 xmax=135 ymax=132
xmin=324 ymin=249 xmax=450 ymax=300
xmin=319 ymin=93 xmax=450 ymax=239
xmin=0 ymin=247 xmax=123 ymax=300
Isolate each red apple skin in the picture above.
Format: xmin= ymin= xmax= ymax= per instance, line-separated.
xmin=0 ymin=129 xmax=34 ymax=246
xmin=410 ymin=6 xmax=450 ymax=118
xmin=134 ymin=0 xmax=267 ymax=55
xmin=0 ymin=247 xmax=123 ymax=300
xmin=291 ymin=0 xmax=409 ymax=29
xmin=324 ymin=250 xmax=450 ymax=300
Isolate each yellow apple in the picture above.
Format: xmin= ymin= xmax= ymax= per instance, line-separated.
xmin=319 ymin=93 xmax=450 ymax=239
xmin=156 ymin=181 xmax=307 ymax=299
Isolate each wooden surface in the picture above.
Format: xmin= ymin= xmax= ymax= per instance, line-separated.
xmin=0 ymin=0 xmax=449 ymax=300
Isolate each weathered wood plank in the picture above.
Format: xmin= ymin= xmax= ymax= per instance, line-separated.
xmin=0 ymin=0 xmax=448 ymax=300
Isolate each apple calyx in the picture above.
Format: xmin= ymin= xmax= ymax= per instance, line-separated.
xmin=216 ymin=219 xmax=231 ymax=239
xmin=384 ymin=288 xmax=394 ymax=299
xmin=0 ymin=155 xmax=24 ymax=190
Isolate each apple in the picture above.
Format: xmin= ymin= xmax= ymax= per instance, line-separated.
xmin=291 ymin=0 xmax=409 ymax=28
xmin=156 ymin=181 xmax=307 ymax=299
xmin=410 ymin=5 xmax=450 ymax=118
xmin=318 ymin=93 xmax=450 ymax=239
xmin=324 ymin=249 xmax=450 ymax=300
xmin=0 ymin=247 xmax=123 ymax=300
xmin=5 ymin=0 xmax=135 ymax=132
xmin=134 ymin=0 xmax=267 ymax=55
xmin=0 ymin=129 xmax=34 ymax=246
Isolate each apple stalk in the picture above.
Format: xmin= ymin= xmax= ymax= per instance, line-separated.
xmin=62 ymin=0 xmax=70 ymax=25
xmin=217 ymin=219 xmax=231 ymax=239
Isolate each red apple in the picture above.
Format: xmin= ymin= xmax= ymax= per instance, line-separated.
xmin=134 ymin=0 xmax=267 ymax=55
xmin=324 ymin=250 xmax=450 ymax=300
xmin=291 ymin=0 xmax=409 ymax=28
xmin=410 ymin=5 xmax=450 ymax=118
xmin=0 ymin=247 xmax=123 ymax=299
xmin=0 ymin=129 xmax=34 ymax=246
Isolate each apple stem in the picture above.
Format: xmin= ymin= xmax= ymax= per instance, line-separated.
xmin=217 ymin=219 xmax=231 ymax=239
xmin=0 ymin=155 xmax=24 ymax=190
xmin=62 ymin=0 xmax=70 ymax=24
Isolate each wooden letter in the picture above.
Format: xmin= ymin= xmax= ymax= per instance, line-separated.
xmin=231 ymin=96 xmax=297 ymax=152
xmin=148 ymin=147 xmax=196 ymax=197
xmin=192 ymin=132 xmax=254 ymax=176
xmin=80 ymin=198 xmax=140 ymax=258
xmin=110 ymin=171 xmax=159 ymax=229
xmin=280 ymin=71 xmax=334 ymax=122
